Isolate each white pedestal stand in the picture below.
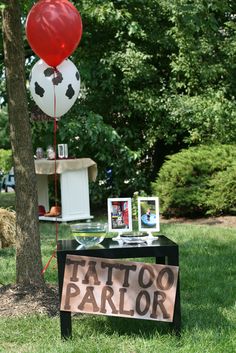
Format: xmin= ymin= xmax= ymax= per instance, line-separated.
xmin=35 ymin=158 xmax=97 ymax=222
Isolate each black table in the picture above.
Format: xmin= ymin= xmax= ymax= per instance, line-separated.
xmin=57 ymin=235 xmax=181 ymax=339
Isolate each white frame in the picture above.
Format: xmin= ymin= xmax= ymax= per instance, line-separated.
xmin=107 ymin=198 xmax=132 ymax=233
xmin=58 ymin=144 xmax=68 ymax=159
xmin=138 ymin=197 xmax=160 ymax=233
xmin=58 ymin=144 xmax=65 ymax=158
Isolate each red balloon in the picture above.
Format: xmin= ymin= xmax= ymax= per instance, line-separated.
xmin=26 ymin=0 xmax=83 ymax=67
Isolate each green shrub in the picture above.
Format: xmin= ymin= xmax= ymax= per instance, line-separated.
xmin=0 ymin=149 xmax=12 ymax=173
xmin=206 ymin=163 xmax=236 ymax=215
xmin=152 ymin=144 xmax=236 ymax=217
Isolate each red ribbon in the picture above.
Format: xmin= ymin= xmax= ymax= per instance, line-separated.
xmin=41 ymin=249 xmax=57 ymax=275
xmin=41 ymin=68 xmax=59 ymax=275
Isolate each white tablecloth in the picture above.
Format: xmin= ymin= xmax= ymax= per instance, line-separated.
xmin=35 ymin=158 xmax=97 ymax=181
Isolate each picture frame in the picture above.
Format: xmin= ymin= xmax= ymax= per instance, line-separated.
xmin=58 ymin=144 xmax=65 ymax=159
xmin=138 ymin=197 xmax=160 ymax=233
xmin=57 ymin=144 xmax=68 ymax=159
xmin=107 ymin=198 xmax=132 ymax=233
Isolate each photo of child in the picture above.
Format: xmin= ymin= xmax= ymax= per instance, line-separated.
xmin=107 ymin=198 xmax=132 ymax=233
xmin=111 ymin=201 xmax=129 ymax=229
xmin=138 ymin=197 xmax=160 ymax=232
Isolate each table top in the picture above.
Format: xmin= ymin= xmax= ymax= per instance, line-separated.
xmin=57 ymin=235 xmax=178 ymax=259
xmin=35 ymin=158 xmax=97 ymax=181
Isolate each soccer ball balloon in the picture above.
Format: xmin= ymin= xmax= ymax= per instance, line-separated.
xmin=29 ymin=59 xmax=80 ymax=117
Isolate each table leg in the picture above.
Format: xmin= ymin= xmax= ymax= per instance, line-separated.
xmin=172 ymin=277 xmax=181 ymax=336
xmin=60 ymin=311 xmax=72 ymax=339
xmin=167 ymin=249 xmax=181 ymax=336
xmin=57 ymin=252 xmax=73 ymax=339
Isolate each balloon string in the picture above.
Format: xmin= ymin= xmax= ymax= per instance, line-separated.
xmin=41 ymin=69 xmax=59 ymax=276
xmin=41 ymin=249 xmax=56 ymax=275
xmin=53 ymin=69 xmax=59 ymax=245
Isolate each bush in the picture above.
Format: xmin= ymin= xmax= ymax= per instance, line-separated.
xmin=207 ymin=164 xmax=236 ymax=215
xmin=152 ymin=144 xmax=236 ymax=217
xmin=0 ymin=149 xmax=12 ymax=173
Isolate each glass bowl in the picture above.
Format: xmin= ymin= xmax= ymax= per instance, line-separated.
xmin=70 ymin=222 xmax=107 ymax=248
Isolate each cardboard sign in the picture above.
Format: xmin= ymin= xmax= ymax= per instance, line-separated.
xmin=60 ymin=255 xmax=179 ymax=322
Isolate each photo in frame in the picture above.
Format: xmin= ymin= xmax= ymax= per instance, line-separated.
xmin=107 ymin=198 xmax=132 ymax=233
xmin=138 ymin=197 xmax=160 ymax=233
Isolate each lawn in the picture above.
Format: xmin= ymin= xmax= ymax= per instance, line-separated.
xmin=0 ymin=191 xmax=15 ymax=210
xmin=0 ymin=193 xmax=236 ymax=352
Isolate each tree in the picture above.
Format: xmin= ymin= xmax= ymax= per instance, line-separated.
xmin=2 ymin=0 xmax=44 ymax=285
xmin=39 ymin=0 xmax=175 ymax=200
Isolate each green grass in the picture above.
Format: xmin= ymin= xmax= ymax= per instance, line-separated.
xmin=0 ymin=193 xmax=236 ymax=352
xmin=0 ymin=191 xmax=15 ymax=210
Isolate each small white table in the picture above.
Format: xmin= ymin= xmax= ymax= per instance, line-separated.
xmin=35 ymin=158 xmax=97 ymax=222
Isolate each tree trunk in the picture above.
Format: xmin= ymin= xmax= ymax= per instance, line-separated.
xmin=2 ymin=0 xmax=44 ymax=286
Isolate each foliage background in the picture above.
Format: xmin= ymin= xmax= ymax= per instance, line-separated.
xmin=1 ymin=0 xmax=236 ymax=209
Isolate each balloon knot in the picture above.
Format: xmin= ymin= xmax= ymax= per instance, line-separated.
xmin=52 ymin=69 xmax=63 ymax=85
